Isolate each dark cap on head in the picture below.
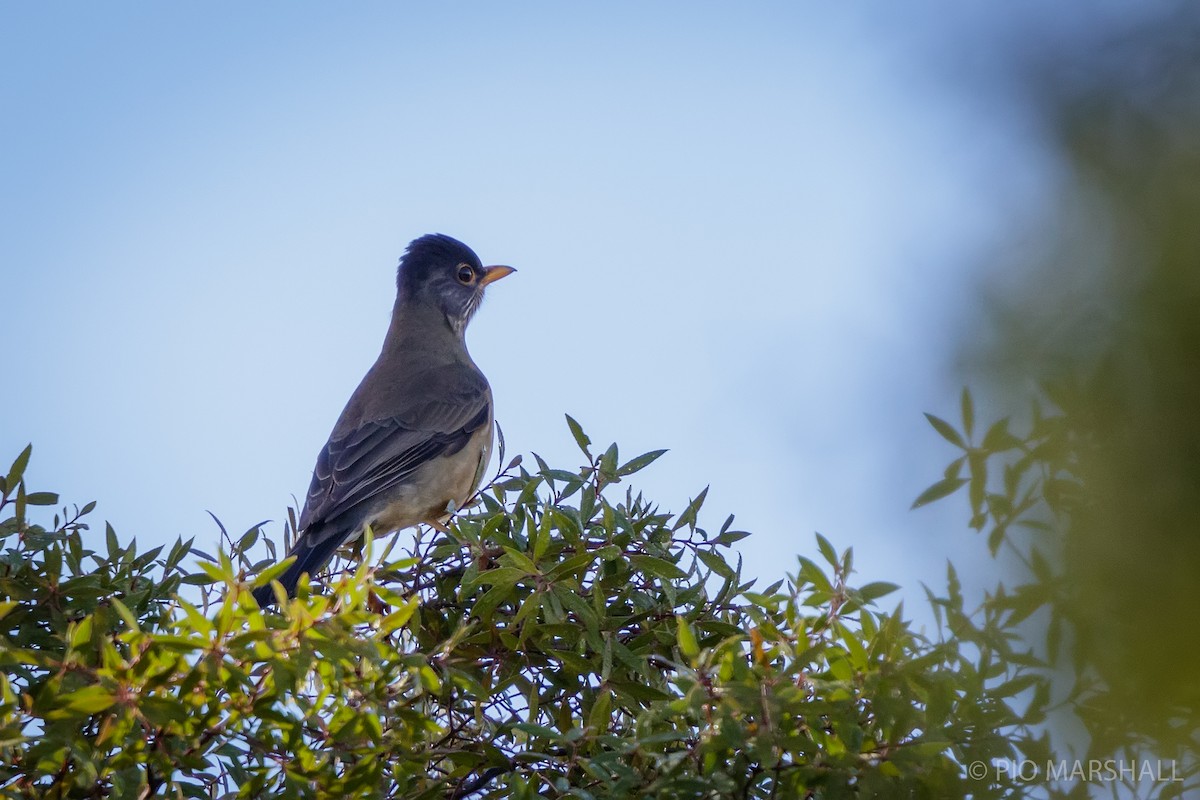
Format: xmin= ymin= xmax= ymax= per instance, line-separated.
xmin=397 ymin=234 xmax=483 ymax=296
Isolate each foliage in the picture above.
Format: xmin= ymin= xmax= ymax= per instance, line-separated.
xmin=0 ymin=416 xmax=1059 ymax=800
xmin=915 ymin=388 xmax=1198 ymax=798
xmin=955 ymin=4 xmax=1200 ymax=780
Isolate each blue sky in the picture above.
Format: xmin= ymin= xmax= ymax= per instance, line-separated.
xmin=1 ymin=3 xmax=1148 ymax=606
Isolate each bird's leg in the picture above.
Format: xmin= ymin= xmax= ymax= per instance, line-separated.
xmin=427 ymin=519 xmax=455 ymax=535
xmin=424 ymin=500 xmax=461 ymax=536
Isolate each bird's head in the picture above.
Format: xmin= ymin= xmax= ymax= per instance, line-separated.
xmin=396 ymin=233 xmax=515 ymax=333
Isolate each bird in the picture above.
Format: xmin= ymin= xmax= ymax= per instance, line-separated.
xmin=252 ymin=233 xmax=514 ymax=608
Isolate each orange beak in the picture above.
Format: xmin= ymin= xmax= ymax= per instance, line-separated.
xmin=479 ymin=265 xmax=516 ymax=287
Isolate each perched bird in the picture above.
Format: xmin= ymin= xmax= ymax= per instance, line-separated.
xmin=252 ymin=234 xmax=514 ymax=608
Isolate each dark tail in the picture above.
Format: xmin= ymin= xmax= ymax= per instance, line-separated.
xmin=252 ymin=521 xmax=345 ymax=608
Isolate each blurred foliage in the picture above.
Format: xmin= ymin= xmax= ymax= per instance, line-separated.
xmin=916 ymin=390 xmax=1196 ymax=797
xmin=958 ymin=2 xmax=1200 ymax=764
xmin=0 ymin=419 xmax=1072 ymax=800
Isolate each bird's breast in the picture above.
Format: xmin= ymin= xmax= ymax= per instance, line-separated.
xmin=367 ymin=420 xmax=494 ymax=532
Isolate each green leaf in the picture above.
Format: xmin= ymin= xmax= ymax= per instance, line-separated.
xmin=628 ymin=554 xmax=687 ymax=580
xmin=796 ymin=556 xmax=834 ymax=593
xmin=5 ymin=445 xmax=31 ymax=495
xmin=565 ymin=414 xmax=592 ymax=457
xmin=911 ymin=477 xmax=966 ymax=509
xmin=828 ymin=653 xmax=853 ymax=681
xmin=196 ymin=560 xmax=229 ymax=584
xmin=924 ymin=413 xmax=966 ymax=449
xmin=697 ymin=548 xmax=735 ymax=579
xmin=981 ymin=417 xmax=1021 ymax=452
xmin=743 ymin=590 xmax=782 ymax=610
xmin=673 ymin=486 xmax=709 ymax=531
xmin=608 ymin=679 xmax=671 ymax=704
xmin=841 ymin=623 xmax=869 ymax=669
xmin=106 ymin=522 xmax=120 ymax=562
xmin=463 ymin=566 xmax=527 ymax=590
xmin=1001 ymin=584 xmax=1049 ymax=625
xmin=132 ymin=545 xmax=164 ymax=571
xmin=676 ymin=616 xmax=699 ymax=659
xmin=377 ymin=599 xmax=418 ymax=636
xmin=616 ymin=449 xmax=667 ymax=477
xmin=252 ymin=556 xmax=297 ymax=590
xmin=236 ymin=525 xmax=262 ymax=552
xmin=987 ymin=525 xmax=1006 ymax=555
xmin=544 ymin=551 xmax=600 ymax=582
xmin=493 ymin=420 xmax=507 ymax=470
xmin=69 ymin=616 xmax=94 ymax=649
xmin=109 ymin=598 xmax=140 ymax=633
xmin=514 ymin=722 xmax=563 ymax=741
xmin=968 ymin=451 xmax=987 ymax=516
xmin=473 ymin=580 xmax=519 ymax=620
xmin=943 ymin=456 xmax=965 ymax=480
xmin=598 ymin=443 xmax=619 ymax=477
xmin=586 ymin=687 xmax=613 ymax=734
xmin=857 ymin=582 xmax=900 ymax=602
xmin=815 ymin=532 xmax=838 ymax=568
xmin=24 ymin=492 xmax=58 ymax=506
xmin=501 ymin=547 xmax=539 ymax=574
xmin=993 ymin=674 xmax=1042 ymax=698
xmin=714 ymin=529 xmax=750 ymax=546
xmin=57 ymin=685 xmax=116 ymax=715
xmin=960 ymin=387 xmax=974 ymax=439
xmin=541 ymin=468 xmax=581 ymax=484
xmin=531 ymin=512 xmax=552 ymax=561
xmin=550 ymin=584 xmax=598 ymax=640
xmin=515 ymin=475 xmax=544 ymax=508
xmin=166 ymin=537 xmax=194 ymax=571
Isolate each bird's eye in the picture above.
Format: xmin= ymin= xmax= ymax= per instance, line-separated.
xmin=456 ymin=265 xmax=476 ymax=285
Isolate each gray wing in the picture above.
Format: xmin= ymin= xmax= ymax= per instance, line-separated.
xmin=298 ymin=364 xmax=491 ymax=533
